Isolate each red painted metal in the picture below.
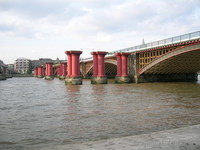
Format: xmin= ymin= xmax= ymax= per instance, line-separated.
xmin=65 ymin=51 xmax=82 ymax=78
xmin=97 ymin=52 xmax=107 ymax=77
xmin=34 ymin=68 xmax=38 ymax=76
xmin=37 ymin=66 xmax=43 ymax=76
xmin=91 ymin=52 xmax=98 ymax=77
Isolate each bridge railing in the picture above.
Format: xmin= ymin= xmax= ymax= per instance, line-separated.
xmin=82 ymin=31 xmax=200 ymax=61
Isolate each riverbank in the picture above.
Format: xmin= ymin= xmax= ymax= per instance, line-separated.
xmin=41 ymin=124 xmax=200 ymax=150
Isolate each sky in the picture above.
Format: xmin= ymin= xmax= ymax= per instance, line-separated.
xmin=0 ymin=0 xmax=200 ymax=64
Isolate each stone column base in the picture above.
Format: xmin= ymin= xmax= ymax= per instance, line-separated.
xmin=37 ymin=75 xmax=44 ymax=78
xmin=45 ymin=76 xmax=54 ymax=80
xmin=91 ymin=76 xmax=107 ymax=84
xmin=115 ymin=76 xmax=131 ymax=83
xmin=59 ymin=76 xmax=66 ymax=80
xmin=65 ymin=77 xmax=82 ymax=85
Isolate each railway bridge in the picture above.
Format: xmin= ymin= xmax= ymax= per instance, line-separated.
xmin=81 ymin=31 xmax=200 ymax=83
xmin=34 ymin=31 xmax=200 ymax=84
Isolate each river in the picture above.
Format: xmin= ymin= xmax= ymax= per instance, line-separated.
xmin=0 ymin=77 xmax=200 ymax=149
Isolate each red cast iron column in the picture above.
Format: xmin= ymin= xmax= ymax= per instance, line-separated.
xmin=97 ymin=52 xmax=107 ymax=77
xmin=61 ymin=62 xmax=67 ymax=76
xmin=114 ymin=53 xmax=122 ymax=77
xmin=37 ymin=66 xmax=43 ymax=77
xmin=71 ymin=51 xmax=82 ymax=77
xmin=91 ymin=52 xmax=98 ymax=77
xmin=121 ymin=53 xmax=130 ymax=77
xmin=65 ymin=52 xmax=72 ymax=77
xmin=34 ymin=68 xmax=38 ymax=77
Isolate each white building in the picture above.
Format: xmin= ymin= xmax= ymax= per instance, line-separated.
xmin=14 ymin=58 xmax=31 ymax=74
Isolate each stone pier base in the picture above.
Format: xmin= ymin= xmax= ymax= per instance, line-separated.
xmin=65 ymin=77 xmax=82 ymax=85
xmin=37 ymin=75 xmax=44 ymax=78
xmin=91 ymin=76 xmax=107 ymax=84
xmin=115 ymin=76 xmax=131 ymax=84
xmin=45 ymin=76 xmax=54 ymax=80
xmin=138 ymin=73 xmax=198 ymax=83
xmin=59 ymin=76 xmax=66 ymax=80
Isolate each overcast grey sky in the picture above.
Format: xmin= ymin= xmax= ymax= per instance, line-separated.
xmin=0 ymin=0 xmax=200 ymax=64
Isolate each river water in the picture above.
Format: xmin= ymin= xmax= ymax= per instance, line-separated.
xmin=0 ymin=77 xmax=200 ymax=149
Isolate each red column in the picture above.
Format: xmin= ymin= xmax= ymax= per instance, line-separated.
xmin=37 ymin=66 xmax=42 ymax=76
xmin=71 ymin=51 xmax=82 ymax=77
xmin=65 ymin=52 xmax=72 ymax=77
xmin=34 ymin=68 xmax=38 ymax=76
xmin=97 ymin=52 xmax=107 ymax=77
xmin=91 ymin=52 xmax=98 ymax=77
xmin=114 ymin=53 xmax=122 ymax=76
xmin=45 ymin=63 xmax=53 ymax=76
xmin=61 ymin=62 xmax=67 ymax=76
xmin=121 ymin=53 xmax=130 ymax=77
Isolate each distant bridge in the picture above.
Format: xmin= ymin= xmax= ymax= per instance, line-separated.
xmin=81 ymin=31 xmax=200 ymax=82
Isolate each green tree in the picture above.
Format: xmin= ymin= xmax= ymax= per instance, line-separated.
xmin=26 ymin=69 xmax=31 ymax=74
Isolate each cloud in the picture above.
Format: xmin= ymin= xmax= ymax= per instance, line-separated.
xmin=0 ymin=0 xmax=200 ymax=63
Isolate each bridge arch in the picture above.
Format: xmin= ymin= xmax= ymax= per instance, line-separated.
xmin=86 ymin=59 xmax=117 ymax=78
xmin=139 ymin=43 xmax=200 ymax=75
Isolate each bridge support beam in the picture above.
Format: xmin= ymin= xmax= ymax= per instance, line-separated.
xmin=45 ymin=62 xmax=54 ymax=80
xmin=65 ymin=51 xmax=82 ymax=85
xmin=37 ymin=66 xmax=44 ymax=78
xmin=59 ymin=62 xmax=67 ymax=80
xmin=91 ymin=51 xmax=108 ymax=84
xmin=114 ymin=53 xmax=131 ymax=83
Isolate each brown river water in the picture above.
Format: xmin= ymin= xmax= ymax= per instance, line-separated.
xmin=0 ymin=77 xmax=200 ymax=149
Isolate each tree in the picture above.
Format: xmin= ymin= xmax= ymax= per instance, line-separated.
xmin=26 ymin=69 xmax=31 ymax=74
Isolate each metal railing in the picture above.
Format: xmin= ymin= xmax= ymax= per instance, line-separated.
xmin=82 ymin=31 xmax=200 ymax=61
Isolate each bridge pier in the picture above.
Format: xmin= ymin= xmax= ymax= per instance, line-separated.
xmin=91 ymin=51 xmax=108 ymax=84
xmin=65 ymin=51 xmax=82 ymax=85
xmin=37 ymin=66 xmax=44 ymax=78
xmin=45 ymin=62 xmax=54 ymax=80
xmin=115 ymin=53 xmax=131 ymax=83
xmin=59 ymin=62 xmax=67 ymax=80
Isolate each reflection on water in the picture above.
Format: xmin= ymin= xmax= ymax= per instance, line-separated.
xmin=0 ymin=77 xmax=200 ymax=149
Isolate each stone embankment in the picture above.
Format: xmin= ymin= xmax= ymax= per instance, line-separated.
xmin=40 ymin=124 xmax=200 ymax=150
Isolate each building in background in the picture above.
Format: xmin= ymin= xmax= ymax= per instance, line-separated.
xmin=14 ymin=58 xmax=31 ymax=74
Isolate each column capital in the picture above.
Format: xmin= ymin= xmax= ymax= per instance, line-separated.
xmin=96 ymin=51 xmax=108 ymax=55
xmin=114 ymin=53 xmax=122 ymax=56
xmin=121 ymin=52 xmax=130 ymax=56
xmin=65 ymin=50 xmax=82 ymax=54
xmin=91 ymin=52 xmax=98 ymax=55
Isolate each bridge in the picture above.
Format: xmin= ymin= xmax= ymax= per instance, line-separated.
xmin=80 ymin=31 xmax=200 ymax=83
xmin=34 ymin=31 xmax=200 ymax=84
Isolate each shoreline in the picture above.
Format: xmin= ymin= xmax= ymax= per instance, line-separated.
xmin=39 ymin=124 xmax=200 ymax=150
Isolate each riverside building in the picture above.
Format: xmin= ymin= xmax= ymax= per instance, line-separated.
xmin=14 ymin=58 xmax=31 ymax=74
